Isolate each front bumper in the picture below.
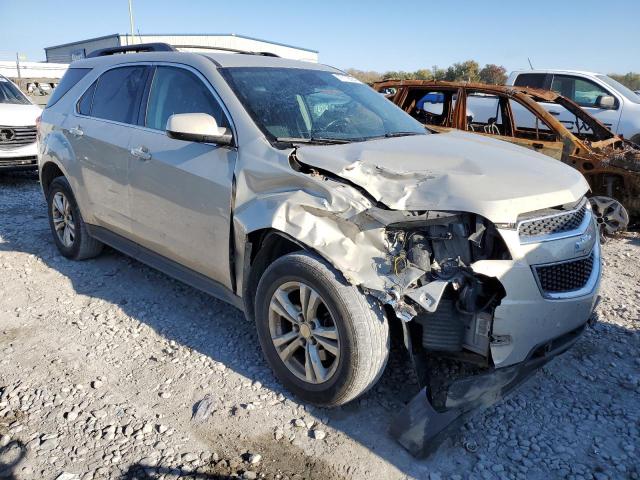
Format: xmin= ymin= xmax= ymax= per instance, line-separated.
xmin=472 ymin=217 xmax=601 ymax=367
xmin=391 ymin=324 xmax=587 ymax=457
xmin=390 ymin=201 xmax=601 ymax=456
xmin=0 ymin=142 xmax=38 ymax=171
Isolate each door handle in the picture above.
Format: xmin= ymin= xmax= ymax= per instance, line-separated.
xmin=130 ymin=146 xmax=151 ymax=161
xmin=69 ymin=126 xmax=84 ymax=137
xmin=548 ymin=111 xmax=560 ymax=116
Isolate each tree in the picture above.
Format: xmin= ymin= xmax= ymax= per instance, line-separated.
xmin=414 ymin=69 xmax=433 ymax=80
xmin=609 ymin=72 xmax=640 ymax=91
xmin=479 ymin=64 xmax=508 ymax=85
xmin=444 ymin=60 xmax=481 ymax=82
xmin=345 ymin=69 xmax=382 ymax=84
xmin=431 ymin=66 xmax=447 ymax=81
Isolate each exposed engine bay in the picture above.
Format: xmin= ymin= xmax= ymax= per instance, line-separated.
xmin=383 ymin=213 xmax=507 ymax=372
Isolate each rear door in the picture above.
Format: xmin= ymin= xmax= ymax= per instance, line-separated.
xmin=507 ymin=98 xmax=564 ymax=160
xmin=127 ymin=64 xmax=237 ymax=287
xmin=69 ymin=65 xmax=150 ymax=236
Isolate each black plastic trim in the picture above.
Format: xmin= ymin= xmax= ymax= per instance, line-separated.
xmin=86 ymin=224 xmax=243 ymax=310
xmin=87 ymin=43 xmax=176 ymax=58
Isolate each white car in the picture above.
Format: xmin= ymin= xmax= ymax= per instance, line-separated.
xmin=0 ymin=74 xmax=41 ymax=171
xmin=507 ymin=70 xmax=640 ymax=145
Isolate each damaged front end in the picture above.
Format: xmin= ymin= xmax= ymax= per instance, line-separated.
xmin=366 ymin=211 xmax=517 ymax=456
xmin=233 ymin=133 xmax=598 ymax=458
xmin=357 ymin=202 xmax=598 ymax=457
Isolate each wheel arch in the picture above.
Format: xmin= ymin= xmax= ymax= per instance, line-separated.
xmin=40 ymin=161 xmax=65 ymax=195
xmin=242 ymin=228 xmax=314 ymax=322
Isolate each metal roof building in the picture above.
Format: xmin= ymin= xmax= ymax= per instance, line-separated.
xmin=44 ymin=33 xmax=319 ymax=63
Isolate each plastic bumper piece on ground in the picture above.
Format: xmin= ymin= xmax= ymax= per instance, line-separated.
xmin=389 ymin=325 xmax=586 ymax=458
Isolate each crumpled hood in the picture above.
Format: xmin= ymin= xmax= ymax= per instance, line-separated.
xmin=0 ymin=102 xmax=41 ymax=127
xmin=295 ymin=130 xmax=589 ymax=224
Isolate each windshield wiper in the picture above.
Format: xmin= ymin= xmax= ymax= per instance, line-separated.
xmin=384 ymin=131 xmax=425 ymax=138
xmin=275 ymin=137 xmax=352 ymax=145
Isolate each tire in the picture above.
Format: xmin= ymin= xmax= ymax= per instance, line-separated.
xmin=255 ymin=251 xmax=389 ymax=406
xmin=46 ymin=176 xmax=103 ymax=260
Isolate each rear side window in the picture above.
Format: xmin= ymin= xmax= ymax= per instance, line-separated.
xmin=46 ymin=68 xmax=91 ymax=108
xmin=513 ymin=73 xmax=547 ymax=89
xmin=145 ymin=66 xmax=229 ymax=131
xmin=91 ymin=66 xmax=148 ymax=124
xmin=509 ymin=99 xmax=556 ymax=141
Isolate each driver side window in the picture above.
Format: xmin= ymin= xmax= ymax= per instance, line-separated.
xmin=145 ymin=66 xmax=229 ymax=131
xmin=551 ymin=75 xmax=612 ymax=108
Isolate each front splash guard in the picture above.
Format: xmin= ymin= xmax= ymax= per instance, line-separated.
xmin=390 ymin=325 xmax=585 ymax=457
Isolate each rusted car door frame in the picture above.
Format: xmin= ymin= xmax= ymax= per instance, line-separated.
xmin=455 ymin=86 xmax=566 ymax=161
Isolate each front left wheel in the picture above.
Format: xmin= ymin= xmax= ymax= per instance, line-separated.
xmin=254 ymin=251 xmax=390 ymax=407
xmin=46 ymin=176 xmax=103 ymax=260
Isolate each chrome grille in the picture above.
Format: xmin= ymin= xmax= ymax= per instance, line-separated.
xmin=518 ymin=199 xmax=588 ymax=241
xmin=0 ymin=156 xmax=37 ymax=167
xmin=0 ymin=126 xmax=37 ymax=150
xmin=534 ymin=251 xmax=595 ymax=295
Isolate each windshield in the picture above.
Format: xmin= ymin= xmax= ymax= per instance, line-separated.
xmin=597 ymin=75 xmax=640 ymax=105
xmin=221 ymin=67 xmax=426 ymax=143
xmin=0 ymin=77 xmax=30 ymax=105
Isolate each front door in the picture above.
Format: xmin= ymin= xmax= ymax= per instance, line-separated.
xmin=548 ymin=74 xmax=622 ymax=134
xmin=128 ymin=65 xmax=237 ymax=288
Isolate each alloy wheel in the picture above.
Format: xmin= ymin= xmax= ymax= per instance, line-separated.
xmin=51 ymin=191 xmax=75 ymax=247
xmin=589 ymin=196 xmax=629 ymax=235
xmin=268 ymin=281 xmax=340 ymax=384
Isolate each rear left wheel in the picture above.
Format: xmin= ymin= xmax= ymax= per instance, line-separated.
xmin=46 ymin=177 xmax=103 ymax=260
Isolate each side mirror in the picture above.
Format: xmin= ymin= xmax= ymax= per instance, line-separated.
xmin=596 ymin=95 xmax=616 ymax=110
xmin=166 ymin=113 xmax=233 ymax=146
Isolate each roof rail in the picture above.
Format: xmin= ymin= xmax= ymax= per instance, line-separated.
xmin=172 ymin=44 xmax=280 ymax=57
xmin=87 ymin=42 xmax=176 ymax=58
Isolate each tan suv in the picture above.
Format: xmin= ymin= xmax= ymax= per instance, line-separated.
xmin=38 ymin=44 xmax=601 ymax=456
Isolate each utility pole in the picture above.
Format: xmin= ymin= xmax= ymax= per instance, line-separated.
xmin=128 ymin=0 xmax=136 ymax=44
xmin=15 ymin=52 xmax=21 ymax=79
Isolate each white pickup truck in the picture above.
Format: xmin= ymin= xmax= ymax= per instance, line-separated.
xmin=506 ymin=70 xmax=640 ymax=144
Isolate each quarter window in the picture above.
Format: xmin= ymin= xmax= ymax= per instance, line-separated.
xmin=90 ymin=66 xmax=148 ymax=124
xmin=77 ymin=81 xmax=96 ymax=116
xmin=46 ymin=68 xmax=91 ymax=108
xmin=145 ymin=67 xmax=229 ymax=131
xmin=551 ymin=75 xmax=612 ymax=108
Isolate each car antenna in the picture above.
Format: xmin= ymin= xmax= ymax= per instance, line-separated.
xmin=527 ymin=57 xmax=534 ymax=70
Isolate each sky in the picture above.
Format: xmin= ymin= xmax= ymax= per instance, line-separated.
xmin=0 ymin=0 xmax=638 ymax=74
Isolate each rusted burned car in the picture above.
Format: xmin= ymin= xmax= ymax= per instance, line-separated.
xmin=39 ymin=46 xmax=600 ymax=458
xmin=374 ymin=80 xmax=640 ymax=233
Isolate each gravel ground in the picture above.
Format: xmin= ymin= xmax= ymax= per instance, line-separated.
xmin=0 ymin=171 xmax=638 ymax=480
